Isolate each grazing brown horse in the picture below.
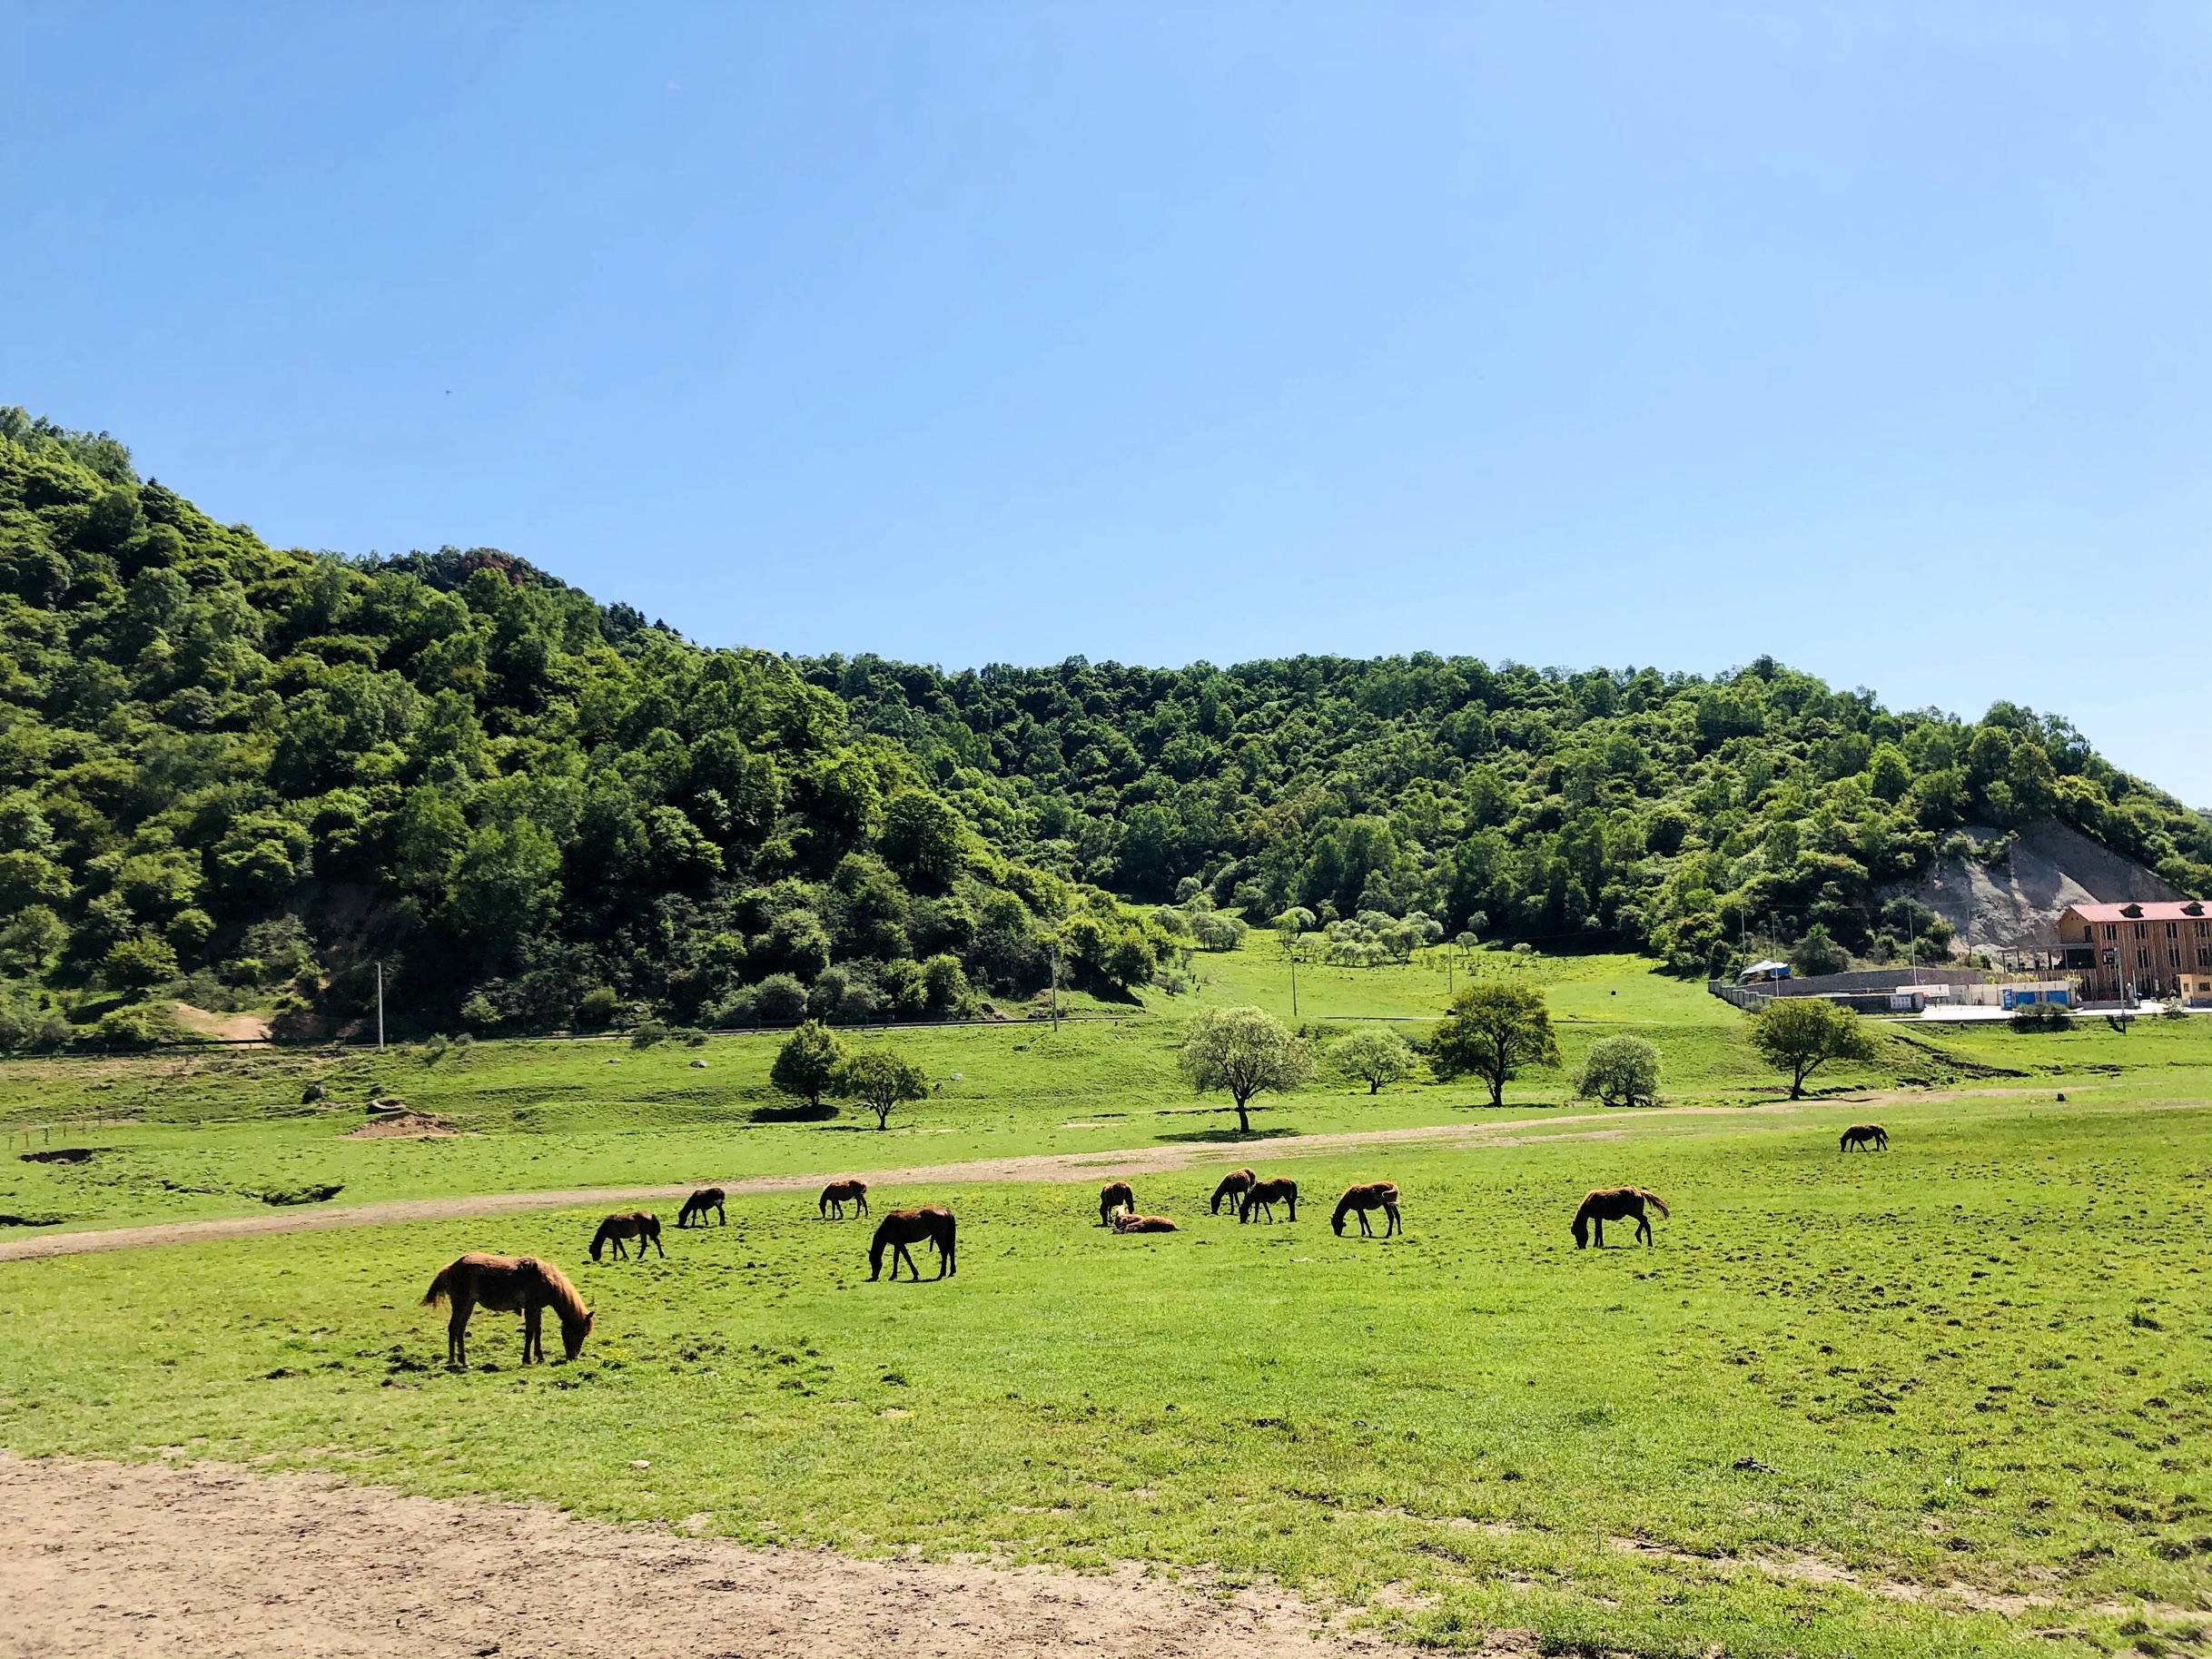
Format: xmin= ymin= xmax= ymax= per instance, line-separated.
xmin=676 ymin=1188 xmax=726 ymax=1227
xmin=1111 ymin=1210 xmax=1179 ymax=1233
xmin=869 ymin=1207 xmax=957 ymax=1281
xmin=1099 ymin=1181 xmax=1136 ymax=1226
xmin=819 ymin=1179 xmax=871 ymax=1219
xmin=1210 ymin=1168 xmax=1257 ymax=1214
xmin=590 ymin=1210 xmax=664 ymax=1261
xmin=1572 ymin=1188 xmax=1669 ymax=1249
xmin=1239 ymin=1178 xmax=1299 ymax=1223
xmin=420 ymin=1253 xmax=593 ymax=1369
xmin=1331 ymin=1181 xmax=1401 ymax=1237
xmin=1840 ymin=1123 xmax=1889 ymax=1152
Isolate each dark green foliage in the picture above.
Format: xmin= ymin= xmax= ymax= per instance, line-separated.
xmin=0 ymin=413 xmax=1072 ymax=1039
xmin=769 ymin=1020 xmax=845 ymax=1108
xmin=1748 ymin=996 xmax=1880 ymax=1098
xmin=1429 ymin=981 xmax=1561 ymax=1107
xmin=832 ymin=1045 xmax=931 ymax=1130
xmin=806 ymin=652 xmax=2211 ymax=977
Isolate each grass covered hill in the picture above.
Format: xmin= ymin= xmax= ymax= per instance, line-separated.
xmin=811 ymin=651 xmax=2212 ymax=971
xmin=0 ymin=404 xmax=2205 ymax=1042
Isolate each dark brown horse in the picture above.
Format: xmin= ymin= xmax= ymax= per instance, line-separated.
xmin=1111 ymin=1210 xmax=1179 ymax=1233
xmin=676 ymin=1188 xmax=726 ymax=1227
xmin=1099 ymin=1181 xmax=1136 ymax=1226
xmin=1331 ymin=1180 xmax=1401 ymax=1237
xmin=869 ymin=1207 xmax=956 ymax=1280
xmin=1840 ymin=1123 xmax=1889 ymax=1152
xmin=1572 ymin=1187 xmax=1668 ymax=1249
xmin=820 ymin=1179 xmax=871 ymax=1219
xmin=590 ymin=1210 xmax=664 ymax=1261
xmin=420 ymin=1253 xmax=593 ymax=1368
xmin=1210 ymin=1168 xmax=1257 ymax=1214
xmin=1239 ymin=1178 xmax=1299 ymax=1223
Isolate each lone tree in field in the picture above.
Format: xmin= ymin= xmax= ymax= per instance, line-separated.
xmin=1573 ymin=1033 xmax=1662 ymax=1108
xmin=770 ymin=1019 xmax=845 ymax=1111
xmin=834 ymin=1047 xmax=932 ymax=1131
xmin=1748 ymin=996 xmax=1878 ymax=1100
xmin=1331 ymin=1026 xmax=1416 ymax=1095
xmin=1180 ymin=1004 xmax=1316 ymax=1134
xmin=1429 ymin=982 xmax=1560 ymax=1108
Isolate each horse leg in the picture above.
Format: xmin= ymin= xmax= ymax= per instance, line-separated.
xmin=1387 ymin=1204 xmax=1400 ymax=1237
xmin=1637 ymin=1213 xmax=1653 ymax=1247
xmin=448 ymin=1300 xmax=471 ymax=1369
xmin=1593 ymin=1217 xmax=1605 ymax=1249
xmin=523 ymin=1306 xmax=540 ymax=1365
xmin=652 ymin=1230 xmax=666 ymax=1258
xmin=896 ymin=1242 xmax=920 ymax=1280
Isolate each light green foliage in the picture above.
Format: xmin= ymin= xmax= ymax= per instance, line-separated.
xmin=101 ymin=933 xmax=178 ymax=992
xmin=769 ymin=1020 xmax=845 ymax=1109
xmin=1750 ymin=997 xmax=1880 ymax=1099
xmin=1571 ymin=1033 xmax=1661 ymax=1107
xmin=1328 ymin=1026 xmax=1415 ymax=1094
xmin=832 ymin=1046 xmax=930 ymax=1130
xmin=1430 ymin=982 xmax=1561 ymax=1107
xmin=1178 ymin=1004 xmax=1314 ymax=1132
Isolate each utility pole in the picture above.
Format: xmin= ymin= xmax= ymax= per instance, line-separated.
xmin=376 ymin=960 xmax=385 ymax=1052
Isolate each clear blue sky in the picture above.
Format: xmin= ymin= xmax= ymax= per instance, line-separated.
xmin=5 ymin=5 xmax=2208 ymax=803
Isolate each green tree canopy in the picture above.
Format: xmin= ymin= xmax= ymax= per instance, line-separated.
xmin=1573 ymin=1033 xmax=1662 ymax=1108
xmin=1330 ymin=1026 xmax=1416 ymax=1094
xmin=769 ymin=1019 xmax=845 ymax=1110
xmin=1748 ymin=997 xmax=1879 ymax=1099
xmin=1429 ymin=981 xmax=1561 ymax=1108
xmin=1178 ymin=1004 xmax=1315 ymax=1133
xmin=834 ymin=1046 xmax=930 ymax=1131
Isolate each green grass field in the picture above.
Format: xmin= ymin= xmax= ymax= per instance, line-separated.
xmin=3 ymin=944 xmax=2210 ymax=1655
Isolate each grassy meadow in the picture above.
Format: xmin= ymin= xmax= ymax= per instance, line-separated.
xmin=2 ymin=943 xmax=2211 ymax=1655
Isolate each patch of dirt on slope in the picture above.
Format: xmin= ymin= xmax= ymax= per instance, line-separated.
xmin=341 ymin=1111 xmax=458 ymax=1140
xmin=0 ymin=1451 xmax=1408 ymax=1659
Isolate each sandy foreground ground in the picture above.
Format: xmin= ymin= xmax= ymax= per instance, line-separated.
xmin=0 ymin=1451 xmax=1458 ymax=1659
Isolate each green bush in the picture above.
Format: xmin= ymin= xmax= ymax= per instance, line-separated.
xmin=1573 ymin=1034 xmax=1663 ymax=1107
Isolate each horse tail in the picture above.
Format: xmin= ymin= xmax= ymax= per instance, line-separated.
xmin=420 ymin=1260 xmax=456 ymax=1307
xmin=1642 ymin=1190 xmax=1670 ymax=1218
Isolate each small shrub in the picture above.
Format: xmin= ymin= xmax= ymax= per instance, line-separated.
xmin=1574 ymin=1034 xmax=1663 ymax=1107
xmin=459 ymin=992 xmax=499 ymax=1031
xmin=83 ymin=1002 xmax=178 ymax=1051
xmin=2009 ymin=1004 xmax=2075 ymax=1032
xmin=574 ymin=985 xmax=621 ymax=1028
xmin=629 ymin=1021 xmax=667 ymax=1049
xmin=752 ymin=973 xmax=808 ymax=1025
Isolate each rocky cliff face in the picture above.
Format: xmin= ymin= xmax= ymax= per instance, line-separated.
xmin=1886 ymin=817 xmax=2183 ymax=953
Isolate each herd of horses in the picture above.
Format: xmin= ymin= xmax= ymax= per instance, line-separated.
xmin=421 ymin=1121 xmax=1889 ymax=1368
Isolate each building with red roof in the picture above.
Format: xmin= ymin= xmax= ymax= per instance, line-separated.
xmin=2057 ymin=900 xmax=2212 ymax=1004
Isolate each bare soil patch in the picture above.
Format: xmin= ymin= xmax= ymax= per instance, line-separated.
xmin=0 ymin=1450 xmax=1405 ymax=1659
xmin=169 ymin=1002 xmax=272 ymax=1042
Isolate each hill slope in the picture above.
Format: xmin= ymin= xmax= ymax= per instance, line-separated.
xmin=0 ymin=406 xmax=2205 ymax=1041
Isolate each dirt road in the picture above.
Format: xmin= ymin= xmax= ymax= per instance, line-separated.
xmin=0 ymin=1103 xmax=1840 ymax=1264
xmin=0 ymin=1451 xmax=1442 ymax=1659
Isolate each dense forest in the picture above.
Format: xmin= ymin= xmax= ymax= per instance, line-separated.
xmin=1 ymin=408 xmax=2206 ymax=1046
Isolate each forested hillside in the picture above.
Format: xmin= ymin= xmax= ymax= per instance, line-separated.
xmin=0 ymin=406 xmax=2205 ymax=1045
xmin=0 ymin=411 xmax=1150 ymax=1047
xmin=803 ymin=653 xmax=2212 ymax=975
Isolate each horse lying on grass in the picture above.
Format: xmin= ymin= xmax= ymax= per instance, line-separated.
xmin=1109 ymin=1207 xmax=1178 ymax=1233
xmin=869 ymin=1207 xmax=956 ymax=1280
xmin=677 ymin=1188 xmax=726 ymax=1227
xmin=590 ymin=1211 xmax=664 ymax=1261
xmin=1572 ymin=1187 xmax=1668 ymax=1249
xmin=1239 ymin=1178 xmax=1298 ymax=1223
xmin=1840 ymin=1123 xmax=1889 ymax=1152
xmin=1332 ymin=1181 xmax=1401 ymax=1237
xmin=1099 ymin=1181 xmax=1136 ymax=1226
xmin=421 ymin=1253 xmax=593 ymax=1369
xmin=820 ymin=1179 xmax=870 ymax=1219
xmin=1210 ymin=1169 xmax=1256 ymax=1214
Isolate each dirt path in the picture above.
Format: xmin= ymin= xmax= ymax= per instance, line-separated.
xmin=0 ymin=1103 xmax=1846 ymax=1264
xmin=0 ymin=1451 xmax=1438 ymax=1659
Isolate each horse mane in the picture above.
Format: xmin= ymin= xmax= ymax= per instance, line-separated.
xmin=528 ymin=1258 xmax=591 ymax=1328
